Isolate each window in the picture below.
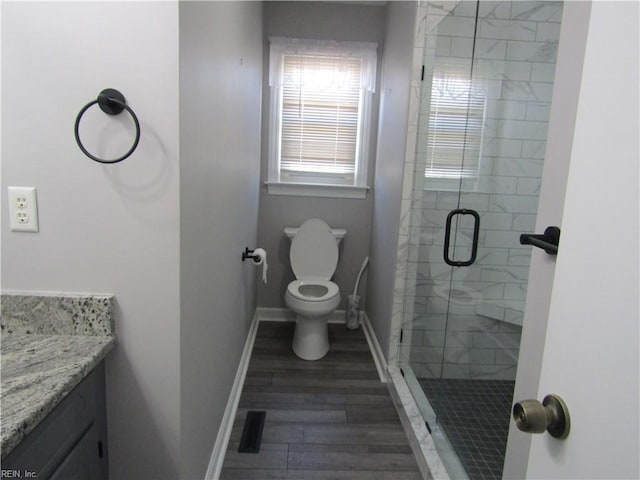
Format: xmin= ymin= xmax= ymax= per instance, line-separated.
xmin=423 ymin=62 xmax=487 ymax=191
xmin=266 ymin=37 xmax=377 ymax=198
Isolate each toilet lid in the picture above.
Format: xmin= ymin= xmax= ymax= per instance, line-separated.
xmin=290 ymin=219 xmax=338 ymax=280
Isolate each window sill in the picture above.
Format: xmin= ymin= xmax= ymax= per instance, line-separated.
xmin=265 ymin=182 xmax=370 ymax=199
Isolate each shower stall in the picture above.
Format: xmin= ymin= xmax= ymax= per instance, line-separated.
xmin=396 ymin=2 xmax=564 ymax=479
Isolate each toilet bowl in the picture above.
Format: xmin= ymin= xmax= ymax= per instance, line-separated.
xmin=284 ymin=219 xmax=343 ymax=360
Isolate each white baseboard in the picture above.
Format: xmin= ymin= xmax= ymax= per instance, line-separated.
xmin=256 ymin=306 xmax=347 ymax=324
xmin=204 ymin=310 xmax=260 ymax=480
xmin=255 ymin=306 xmax=296 ymax=322
xmin=360 ymin=311 xmax=388 ymax=383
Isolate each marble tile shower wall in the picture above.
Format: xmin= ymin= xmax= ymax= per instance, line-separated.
xmin=405 ymin=1 xmax=562 ymax=380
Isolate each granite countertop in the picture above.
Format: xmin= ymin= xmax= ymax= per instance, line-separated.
xmin=1 ymin=334 xmax=115 ymax=456
xmin=0 ymin=293 xmax=115 ymax=458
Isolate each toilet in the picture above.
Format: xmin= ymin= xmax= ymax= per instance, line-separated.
xmin=284 ymin=219 xmax=345 ymax=360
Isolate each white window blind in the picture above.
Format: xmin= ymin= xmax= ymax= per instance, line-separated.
xmin=425 ymin=64 xmax=486 ymax=182
xmin=280 ymin=53 xmax=362 ymax=184
xmin=267 ymin=38 xmax=377 ymax=197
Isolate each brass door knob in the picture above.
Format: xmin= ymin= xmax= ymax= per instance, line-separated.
xmin=513 ymin=394 xmax=570 ymax=439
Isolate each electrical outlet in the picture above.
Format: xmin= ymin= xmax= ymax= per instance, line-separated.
xmin=8 ymin=186 xmax=39 ymax=232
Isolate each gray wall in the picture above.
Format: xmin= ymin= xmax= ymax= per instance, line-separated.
xmin=179 ymin=2 xmax=263 ymax=478
xmin=367 ymin=2 xmax=416 ymax=359
xmin=257 ymin=1 xmax=386 ymax=310
xmin=2 ymin=2 xmax=264 ymax=479
xmin=1 ymin=3 xmax=181 ymax=477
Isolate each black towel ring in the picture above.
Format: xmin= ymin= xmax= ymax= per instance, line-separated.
xmin=74 ymin=88 xmax=141 ymax=164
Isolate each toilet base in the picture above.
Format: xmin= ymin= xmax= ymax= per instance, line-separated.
xmin=292 ymin=315 xmax=329 ymax=360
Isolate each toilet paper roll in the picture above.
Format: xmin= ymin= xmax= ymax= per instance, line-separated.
xmin=252 ymin=248 xmax=268 ymax=284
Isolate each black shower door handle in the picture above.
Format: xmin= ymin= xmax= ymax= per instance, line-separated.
xmin=444 ymin=209 xmax=480 ymax=267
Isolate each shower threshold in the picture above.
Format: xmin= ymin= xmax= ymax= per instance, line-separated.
xmin=387 ymin=366 xmax=468 ymax=480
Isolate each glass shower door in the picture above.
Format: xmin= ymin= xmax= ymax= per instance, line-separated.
xmin=400 ymin=1 xmax=564 ymax=479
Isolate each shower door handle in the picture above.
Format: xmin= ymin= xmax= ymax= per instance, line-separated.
xmin=444 ymin=209 xmax=480 ymax=267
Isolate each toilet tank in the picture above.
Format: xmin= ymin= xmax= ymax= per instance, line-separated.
xmin=284 ymin=226 xmax=346 ymax=244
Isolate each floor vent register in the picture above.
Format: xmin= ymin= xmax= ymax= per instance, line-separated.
xmin=238 ymin=411 xmax=266 ymax=453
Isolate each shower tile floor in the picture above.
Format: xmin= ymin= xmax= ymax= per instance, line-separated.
xmin=419 ymin=378 xmax=515 ymax=480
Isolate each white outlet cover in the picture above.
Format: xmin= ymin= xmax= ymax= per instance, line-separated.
xmin=8 ymin=186 xmax=39 ymax=232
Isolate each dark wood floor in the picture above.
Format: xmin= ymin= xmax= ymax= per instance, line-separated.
xmin=220 ymin=321 xmax=423 ymax=480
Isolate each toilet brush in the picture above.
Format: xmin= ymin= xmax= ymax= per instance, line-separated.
xmin=346 ymin=256 xmax=369 ymax=330
xmin=346 ymin=294 xmax=360 ymax=330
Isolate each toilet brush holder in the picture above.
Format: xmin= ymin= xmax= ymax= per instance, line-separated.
xmin=346 ymin=294 xmax=360 ymax=330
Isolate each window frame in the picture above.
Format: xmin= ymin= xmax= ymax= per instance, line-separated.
xmin=265 ymin=37 xmax=377 ymax=199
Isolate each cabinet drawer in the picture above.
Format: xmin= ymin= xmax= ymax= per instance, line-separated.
xmin=48 ymin=423 xmax=100 ymax=480
xmin=2 ymin=368 xmax=98 ymax=478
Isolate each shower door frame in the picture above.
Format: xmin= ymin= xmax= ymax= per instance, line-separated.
xmin=388 ymin=1 xmax=592 ymax=479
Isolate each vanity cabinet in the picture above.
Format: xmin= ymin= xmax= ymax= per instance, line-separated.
xmin=2 ymin=363 xmax=108 ymax=480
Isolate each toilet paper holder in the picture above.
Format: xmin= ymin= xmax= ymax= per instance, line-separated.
xmin=242 ymin=247 xmax=260 ymax=262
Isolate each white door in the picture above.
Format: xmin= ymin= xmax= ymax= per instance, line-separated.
xmin=507 ymin=1 xmax=639 ymax=478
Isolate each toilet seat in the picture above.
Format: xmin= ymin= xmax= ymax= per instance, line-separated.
xmin=287 ymin=279 xmax=339 ymax=302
